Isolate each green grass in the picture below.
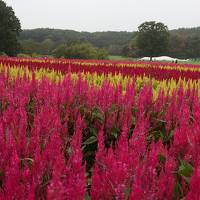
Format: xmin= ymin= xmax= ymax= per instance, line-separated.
xmin=108 ymin=55 xmax=135 ymax=61
xmin=187 ymin=59 xmax=200 ymax=64
xmin=109 ymin=56 xmax=200 ymax=65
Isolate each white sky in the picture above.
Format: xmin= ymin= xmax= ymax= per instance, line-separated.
xmin=3 ymin=0 xmax=200 ymax=32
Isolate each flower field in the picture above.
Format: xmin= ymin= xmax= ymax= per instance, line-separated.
xmin=1 ymin=57 xmax=200 ymax=199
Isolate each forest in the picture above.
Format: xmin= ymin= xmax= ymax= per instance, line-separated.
xmin=19 ymin=27 xmax=200 ymax=59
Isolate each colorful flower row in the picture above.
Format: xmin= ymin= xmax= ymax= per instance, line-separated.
xmin=2 ymin=63 xmax=200 ymax=99
xmin=0 ymin=69 xmax=200 ymax=199
xmin=1 ymin=57 xmax=200 ymax=81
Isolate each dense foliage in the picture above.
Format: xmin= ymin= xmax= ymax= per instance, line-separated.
xmin=19 ymin=27 xmax=200 ymax=59
xmin=19 ymin=29 xmax=132 ymax=56
xmin=136 ymin=21 xmax=170 ymax=59
xmin=53 ymin=43 xmax=108 ymax=59
xmin=0 ymin=0 xmax=21 ymax=56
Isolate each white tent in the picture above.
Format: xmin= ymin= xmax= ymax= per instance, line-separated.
xmin=153 ymin=56 xmax=177 ymax=61
xmin=139 ymin=56 xmax=189 ymax=62
xmin=139 ymin=57 xmax=151 ymax=61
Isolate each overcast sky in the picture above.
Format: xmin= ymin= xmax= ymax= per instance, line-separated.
xmin=3 ymin=0 xmax=200 ymax=32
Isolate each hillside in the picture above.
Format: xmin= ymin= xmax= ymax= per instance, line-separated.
xmin=19 ymin=29 xmax=134 ymax=55
xmin=19 ymin=27 xmax=200 ymax=58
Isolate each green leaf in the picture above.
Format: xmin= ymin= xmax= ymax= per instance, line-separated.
xmin=81 ymin=144 xmax=86 ymax=151
xmin=158 ymin=154 xmax=166 ymax=164
xmin=169 ymin=130 xmax=174 ymax=139
xmin=111 ymin=125 xmax=120 ymax=139
xmin=124 ymin=185 xmax=131 ymax=200
xmin=183 ymin=176 xmax=190 ymax=184
xmin=83 ymin=136 xmax=97 ymax=145
xmin=112 ymin=131 xmax=118 ymax=139
xmin=88 ymin=126 xmax=98 ymax=136
xmin=84 ymin=193 xmax=91 ymax=200
xmin=110 ymin=104 xmax=117 ymax=112
xmin=173 ymin=181 xmax=183 ymax=200
xmin=93 ymin=111 xmax=104 ymax=123
xmin=178 ymin=160 xmax=193 ymax=178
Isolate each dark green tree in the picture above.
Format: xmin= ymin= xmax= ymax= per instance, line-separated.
xmin=65 ymin=43 xmax=97 ymax=59
xmin=66 ymin=43 xmax=108 ymax=59
xmin=20 ymin=39 xmax=43 ymax=55
xmin=53 ymin=42 xmax=108 ymax=60
xmin=96 ymin=48 xmax=109 ymax=60
xmin=0 ymin=0 xmax=21 ymax=56
xmin=52 ymin=44 xmax=67 ymax=58
xmin=136 ymin=21 xmax=169 ymax=60
xmin=185 ymin=36 xmax=200 ymax=59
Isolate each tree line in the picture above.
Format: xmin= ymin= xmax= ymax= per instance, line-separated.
xmin=18 ymin=27 xmax=200 ymax=60
xmin=19 ymin=29 xmax=132 ymax=58
xmin=125 ymin=25 xmax=200 ymax=60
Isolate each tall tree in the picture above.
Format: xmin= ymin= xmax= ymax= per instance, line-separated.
xmin=136 ymin=21 xmax=169 ymax=60
xmin=0 ymin=0 xmax=21 ymax=56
